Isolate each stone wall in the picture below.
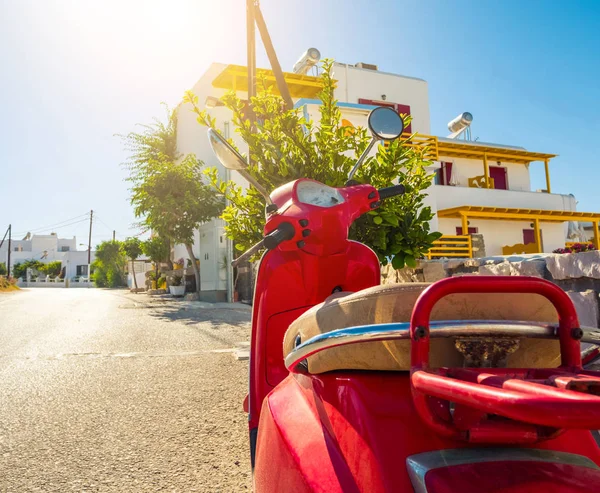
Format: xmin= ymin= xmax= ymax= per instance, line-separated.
xmin=382 ymin=250 xmax=600 ymax=328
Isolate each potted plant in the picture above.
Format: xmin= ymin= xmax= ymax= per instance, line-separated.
xmin=168 ymin=275 xmax=185 ymax=296
xmin=174 ymin=258 xmax=184 ymax=270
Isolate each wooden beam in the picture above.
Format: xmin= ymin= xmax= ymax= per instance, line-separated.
xmin=534 ymin=218 xmax=543 ymax=252
xmin=461 ymin=213 xmax=469 ymax=235
xmin=593 ymin=221 xmax=600 ymax=250
xmin=483 ymin=153 xmax=490 ymax=188
xmin=544 ymin=159 xmax=551 ymax=193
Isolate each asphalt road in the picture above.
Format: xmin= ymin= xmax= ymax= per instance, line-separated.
xmin=0 ymin=288 xmax=252 ymax=492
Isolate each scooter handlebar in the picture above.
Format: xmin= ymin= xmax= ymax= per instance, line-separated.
xmin=377 ymin=184 xmax=405 ymax=200
xmin=263 ymin=222 xmax=295 ymax=250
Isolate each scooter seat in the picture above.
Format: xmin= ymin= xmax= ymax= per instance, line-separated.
xmin=283 ymin=283 xmax=561 ymax=374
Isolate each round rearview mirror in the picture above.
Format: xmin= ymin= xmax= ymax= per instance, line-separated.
xmin=368 ymin=106 xmax=405 ymax=141
xmin=207 ymin=128 xmax=248 ymax=170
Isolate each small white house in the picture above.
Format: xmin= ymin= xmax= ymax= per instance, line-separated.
xmin=173 ymin=56 xmax=600 ymax=300
xmin=0 ymin=233 xmax=95 ymax=281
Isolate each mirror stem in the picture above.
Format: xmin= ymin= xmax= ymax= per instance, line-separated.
xmin=347 ymin=137 xmax=377 ymax=182
xmin=238 ymin=169 xmax=274 ymax=205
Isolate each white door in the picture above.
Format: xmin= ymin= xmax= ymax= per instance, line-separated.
xmin=199 ymin=227 xmax=216 ymax=291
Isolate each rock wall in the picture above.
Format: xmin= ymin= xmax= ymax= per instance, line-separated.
xmin=382 ymin=251 xmax=600 ymax=328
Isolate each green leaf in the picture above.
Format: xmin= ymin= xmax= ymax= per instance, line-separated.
xmin=373 ymin=215 xmax=383 ymax=225
xmin=391 ymin=254 xmax=405 ymax=270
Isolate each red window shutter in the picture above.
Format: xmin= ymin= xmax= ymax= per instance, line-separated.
xmin=456 ymin=227 xmax=478 ymax=235
xmin=358 ymin=99 xmax=412 ymax=134
xmin=396 ymin=103 xmax=412 ymax=134
xmin=442 ymin=162 xmax=452 ymax=185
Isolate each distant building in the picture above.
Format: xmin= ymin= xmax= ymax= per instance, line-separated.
xmin=0 ymin=233 xmax=95 ymax=280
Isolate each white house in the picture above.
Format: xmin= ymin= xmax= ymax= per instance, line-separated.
xmin=0 ymin=233 xmax=95 ymax=281
xmin=174 ymin=57 xmax=600 ymax=300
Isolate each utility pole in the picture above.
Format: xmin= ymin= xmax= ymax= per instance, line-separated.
xmin=253 ymin=4 xmax=294 ymax=110
xmin=87 ymin=210 xmax=93 ymax=281
xmin=7 ymin=224 xmax=11 ymax=278
xmin=246 ymin=0 xmax=256 ymax=115
xmin=112 ymin=230 xmax=115 ymax=242
xmin=87 ymin=210 xmax=93 ymax=264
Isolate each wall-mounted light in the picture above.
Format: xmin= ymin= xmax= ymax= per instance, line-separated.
xmin=205 ymin=96 xmax=225 ymax=108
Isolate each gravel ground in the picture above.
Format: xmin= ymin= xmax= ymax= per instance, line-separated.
xmin=0 ymin=288 xmax=252 ymax=492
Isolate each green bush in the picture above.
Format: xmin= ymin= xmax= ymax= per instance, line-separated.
xmin=40 ymin=261 xmax=62 ymax=277
xmin=93 ymin=240 xmax=127 ymax=288
xmin=106 ymin=269 xmax=125 ymax=288
xmin=12 ymin=260 xmax=44 ymax=279
xmin=0 ymin=262 xmax=6 ymax=276
xmin=92 ymin=264 xmax=108 ymax=287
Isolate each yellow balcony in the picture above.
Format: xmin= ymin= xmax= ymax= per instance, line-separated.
xmin=426 ymin=235 xmax=473 ymax=259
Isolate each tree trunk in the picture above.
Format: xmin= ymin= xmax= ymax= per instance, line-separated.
xmin=185 ymin=243 xmax=201 ymax=295
xmin=167 ymin=238 xmax=174 ymax=271
xmin=131 ymin=259 xmax=139 ymax=291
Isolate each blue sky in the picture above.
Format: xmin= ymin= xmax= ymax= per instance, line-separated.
xmin=1 ymin=0 xmax=598 ymax=246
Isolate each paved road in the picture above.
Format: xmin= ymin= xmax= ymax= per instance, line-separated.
xmin=0 ymin=288 xmax=252 ymax=492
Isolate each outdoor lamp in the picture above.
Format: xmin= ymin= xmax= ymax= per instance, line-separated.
xmin=205 ymin=96 xmax=225 ymax=108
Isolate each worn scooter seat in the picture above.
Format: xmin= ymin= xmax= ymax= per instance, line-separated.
xmin=283 ymin=283 xmax=562 ymax=374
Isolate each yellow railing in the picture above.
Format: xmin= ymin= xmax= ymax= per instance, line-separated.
xmin=400 ymin=133 xmax=439 ymax=161
xmin=426 ymin=235 xmax=473 ymax=259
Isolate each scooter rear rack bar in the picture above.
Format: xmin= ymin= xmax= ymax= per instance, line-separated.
xmin=409 ymin=276 xmax=600 ymax=443
xmin=285 ymin=321 xmax=600 ymax=372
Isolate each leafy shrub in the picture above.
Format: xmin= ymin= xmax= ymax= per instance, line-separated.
xmin=106 ymin=268 xmax=125 ymax=288
xmin=0 ymin=276 xmax=18 ymax=291
xmin=92 ymin=265 xmax=108 ymax=287
xmin=93 ymin=240 xmax=127 ymax=287
xmin=12 ymin=260 xmax=45 ymax=279
xmin=157 ymin=275 xmax=166 ymax=289
xmin=40 ymin=261 xmax=62 ymax=277
xmin=0 ymin=262 xmax=6 ymax=276
xmin=168 ymin=274 xmax=183 ymax=286
xmin=553 ymin=243 xmax=597 ymax=254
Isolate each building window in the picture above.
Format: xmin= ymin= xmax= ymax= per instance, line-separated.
xmin=357 ymin=99 xmax=412 ymax=134
xmin=435 ymin=162 xmax=453 ymax=186
xmin=456 ymin=227 xmax=478 ymax=235
xmin=60 ymin=246 xmax=70 ymax=252
xmin=76 ymin=265 xmax=88 ymax=276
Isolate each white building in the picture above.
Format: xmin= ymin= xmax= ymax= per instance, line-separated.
xmin=174 ymin=59 xmax=600 ymax=300
xmin=0 ymin=233 xmax=95 ymax=281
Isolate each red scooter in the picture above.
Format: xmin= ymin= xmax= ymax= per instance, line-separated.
xmin=208 ymin=107 xmax=600 ymax=492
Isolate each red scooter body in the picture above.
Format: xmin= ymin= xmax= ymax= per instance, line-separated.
xmin=244 ymin=178 xmax=600 ymax=492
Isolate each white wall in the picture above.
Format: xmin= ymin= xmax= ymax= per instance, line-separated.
xmin=332 ymin=63 xmax=430 ymax=134
xmin=437 ymin=157 xmax=531 ymax=192
xmin=438 ymin=218 xmax=566 ymax=256
xmin=431 ymin=184 xmax=577 ymax=212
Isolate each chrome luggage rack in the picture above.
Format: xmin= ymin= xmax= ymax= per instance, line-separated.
xmin=284 ymin=320 xmax=600 ymax=373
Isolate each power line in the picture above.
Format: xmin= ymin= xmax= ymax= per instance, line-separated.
xmin=13 ymin=213 xmax=90 ymax=237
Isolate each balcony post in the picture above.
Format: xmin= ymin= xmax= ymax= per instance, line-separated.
xmin=534 ymin=218 xmax=542 ymax=252
xmin=483 ymin=153 xmax=491 ymax=188
xmin=544 ymin=159 xmax=551 ymax=193
xmin=593 ymin=221 xmax=600 ymax=250
xmin=461 ymin=213 xmax=469 ymax=235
